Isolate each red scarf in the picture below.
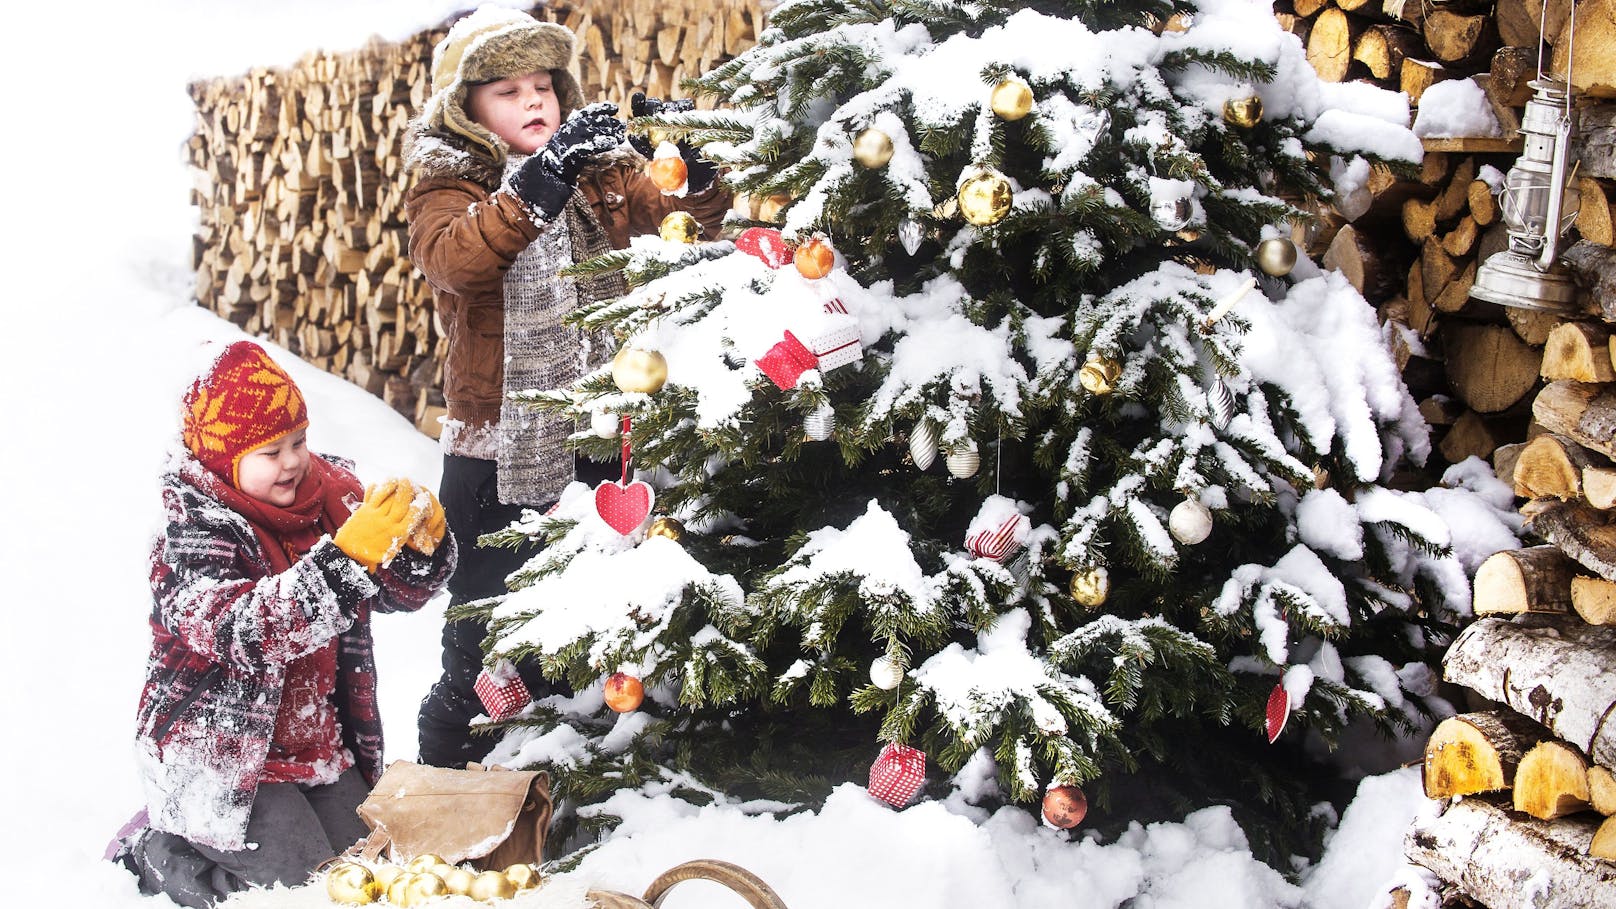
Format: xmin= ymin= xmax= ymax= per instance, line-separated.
xmin=184 ymin=455 xmax=363 ymax=569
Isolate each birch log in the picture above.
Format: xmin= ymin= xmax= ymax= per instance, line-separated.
xmin=1422 ymin=710 xmax=1547 ymax=798
xmin=1404 ymin=797 xmax=1616 ymax=908
xmin=1443 ymin=614 xmax=1616 ymax=768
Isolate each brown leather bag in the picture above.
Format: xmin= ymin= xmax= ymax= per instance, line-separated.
xmin=355 ymin=761 xmax=553 ymax=870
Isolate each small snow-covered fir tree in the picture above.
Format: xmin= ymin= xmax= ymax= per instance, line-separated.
xmin=465 ymin=0 xmax=1484 ymax=858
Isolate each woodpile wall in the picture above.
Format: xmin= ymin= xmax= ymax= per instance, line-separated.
xmin=185 ymin=0 xmax=765 ymax=437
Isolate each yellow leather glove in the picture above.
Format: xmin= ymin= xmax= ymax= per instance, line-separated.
xmin=404 ymin=482 xmax=448 ymax=556
xmin=332 ymin=479 xmax=415 ymax=572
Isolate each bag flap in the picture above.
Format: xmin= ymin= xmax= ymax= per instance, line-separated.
xmin=356 ymin=761 xmax=551 ymax=865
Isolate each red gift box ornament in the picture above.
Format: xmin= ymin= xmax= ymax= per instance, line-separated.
xmin=596 ymin=479 xmax=656 ymax=535
xmin=756 ymin=330 xmax=820 ymax=390
xmin=1265 ymin=682 xmax=1290 ymax=744
xmin=474 ymin=659 xmax=532 ymax=722
xmin=868 ymin=742 xmax=927 ymax=808
xmin=735 ymin=227 xmax=794 ymax=269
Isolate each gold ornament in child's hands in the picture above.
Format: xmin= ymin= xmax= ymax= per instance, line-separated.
xmin=504 ymin=863 xmax=543 ymax=890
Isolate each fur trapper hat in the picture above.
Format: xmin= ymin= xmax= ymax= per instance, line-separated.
xmin=420 ymin=5 xmax=585 ymax=165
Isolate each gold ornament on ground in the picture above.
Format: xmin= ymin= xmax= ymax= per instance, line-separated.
xmin=406 ymin=872 xmax=449 ymax=903
xmin=990 ymin=78 xmax=1034 ymax=121
xmin=1255 ymin=237 xmax=1297 ymax=277
xmin=372 ymin=864 xmax=403 ymax=889
xmin=326 ymin=862 xmax=381 ymax=905
xmin=957 ymin=166 xmax=1013 ymax=226
xmin=505 ymin=863 xmax=543 ymax=890
xmin=1078 ymin=356 xmax=1122 ymax=395
xmin=853 ymin=128 xmax=895 ymax=168
xmin=386 ymin=873 xmax=420 ymax=907
xmin=1223 ymin=94 xmax=1263 ymax=128
xmin=1069 ymin=567 xmax=1110 ymax=607
xmin=469 ymin=870 xmax=517 ymax=901
xmin=612 ymin=347 xmax=669 ymax=394
xmin=659 ymin=210 xmax=700 ymax=243
xmin=441 ymin=866 xmax=477 ymax=896
xmin=406 ymin=854 xmax=447 ymax=874
xmin=648 ymin=516 xmax=685 ymax=541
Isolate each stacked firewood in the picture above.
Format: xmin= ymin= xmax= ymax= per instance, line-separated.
xmin=186 ymin=0 xmax=764 ymax=436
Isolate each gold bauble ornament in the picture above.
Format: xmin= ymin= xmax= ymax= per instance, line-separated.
xmin=852 ymin=128 xmax=895 ymax=168
xmin=659 ymin=210 xmax=700 ymax=244
xmin=1069 ymin=567 xmax=1110 ymax=607
xmin=469 ymin=870 xmax=518 ymax=901
xmin=612 ymin=347 xmax=669 ymax=394
xmin=647 ymin=516 xmax=685 ymax=541
xmin=1222 ymin=94 xmax=1263 ymax=128
xmin=1255 ymin=237 xmax=1297 ymax=277
xmin=326 ymin=862 xmax=381 ymax=905
xmin=386 ymin=872 xmax=420 ymax=907
xmin=504 ymin=863 xmax=543 ymax=890
xmin=647 ymin=127 xmax=674 ymax=147
xmin=989 ymin=78 xmax=1034 ymax=121
xmin=757 ymin=193 xmax=792 ymax=223
xmin=406 ymin=872 xmax=449 ymax=903
xmin=406 ymin=854 xmax=447 ymax=874
xmin=372 ymin=864 xmax=404 ymax=889
xmin=442 ymin=866 xmax=478 ymax=896
xmin=957 ymin=166 xmax=1013 ymax=226
xmin=1078 ymin=356 xmax=1122 ymax=395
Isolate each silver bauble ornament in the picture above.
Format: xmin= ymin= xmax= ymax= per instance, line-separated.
xmin=898 ymin=218 xmax=923 ymax=256
xmin=804 ymin=403 xmax=835 ymax=441
xmin=870 ymin=654 xmax=906 ymax=690
xmin=909 ymin=421 xmax=939 ymax=471
xmin=1152 ymin=196 xmax=1193 ymax=232
xmin=1255 ymin=237 xmax=1298 ymax=277
xmin=1168 ymin=498 xmax=1213 ymax=545
xmin=1207 ymin=379 xmax=1234 ymax=429
xmin=946 ymin=442 xmax=981 ymax=479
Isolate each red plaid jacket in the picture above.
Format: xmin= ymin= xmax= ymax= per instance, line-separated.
xmin=134 ymin=455 xmax=455 ymax=850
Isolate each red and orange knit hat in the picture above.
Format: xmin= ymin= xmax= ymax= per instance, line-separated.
xmin=182 ymin=340 xmax=308 ymax=486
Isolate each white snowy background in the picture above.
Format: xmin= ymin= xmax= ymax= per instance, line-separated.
xmin=0 ymin=2 xmax=1512 ymax=907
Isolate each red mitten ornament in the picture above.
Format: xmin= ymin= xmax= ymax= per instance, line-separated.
xmin=474 ymin=659 xmax=532 ymax=722
xmin=735 ymin=227 xmax=793 ymax=268
xmin=868 ymin=742 xmax=926 ymax=808
xmin=1265 ymin=682 xmax=1290 ymax=744
xmin=596 ymin=480 xmax=656 ymax=535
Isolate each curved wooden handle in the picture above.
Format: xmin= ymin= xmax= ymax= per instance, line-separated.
xmin=640 ymin=859 xmax=789 ymax=909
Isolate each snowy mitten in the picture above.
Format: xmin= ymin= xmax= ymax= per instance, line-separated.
xmin=627 ymin=92 xmax=716 ymax=193
xmin=508 ymin=102 xmax=626 ymax=219
xmin=332 ymin=479 xmax=414 ymax=571
xmin=403 ymin=482 xmax=447 ymax=556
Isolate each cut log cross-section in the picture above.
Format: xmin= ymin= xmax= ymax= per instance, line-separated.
xmin=1443 ymin=614 xmax=1616 ymax=768
xmin=1573 ymin=575 xmax=1616 ymax=625
xmin=1472 ymin=546 xmax=1575 ymax=615
xmin=1514 ymin=739 xmax=1594 ymax=820
xmin=1445 ymin=323 xmax=1542 ymax=414
xmin=1513 ymin=434 xmax=1602 ymax=502
xmin=1541 ymin=322 xmax=1616 ymax=384
xmin=1404 ymin=796 xmax=1616 ymax=908
xmin=1591 ymin=765 xmax=1616 ymax=815
xmin=1423 ymin=710 xmax=1548 ymax=799
xmin=1526 ymin=499 xmax=1616 ymax=581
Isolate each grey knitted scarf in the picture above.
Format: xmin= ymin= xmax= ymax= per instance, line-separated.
xmin=496 ymin=158 xmax=624 ymax=506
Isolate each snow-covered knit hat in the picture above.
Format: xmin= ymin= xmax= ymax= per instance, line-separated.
xmin=181 ymin=341 xmax=309 ymax=487
xmin=421 ymin=5 xmax=585 ymax=164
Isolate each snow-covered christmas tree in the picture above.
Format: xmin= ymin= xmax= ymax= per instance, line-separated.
xmin=466 ymin=0 xmax=1484 ymax=859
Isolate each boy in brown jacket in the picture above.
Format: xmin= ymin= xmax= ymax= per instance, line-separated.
xmin=403 ymin=5 xmax=731 ymax=766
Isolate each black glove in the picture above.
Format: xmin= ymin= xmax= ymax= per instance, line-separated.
xmin=628 ymin=92 xmax=717 ymax=194
xmin=508 ymin=102 xmax=627 ymax=219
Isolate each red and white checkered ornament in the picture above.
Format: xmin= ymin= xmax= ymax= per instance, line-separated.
xmin=868 ymin=742 xmax=926 ymax=808
xmin=474 ymin=659 xmax=532 ymax=722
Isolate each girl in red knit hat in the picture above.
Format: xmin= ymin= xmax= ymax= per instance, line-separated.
xmin=113 ymin=340 xmax=456 ymax=907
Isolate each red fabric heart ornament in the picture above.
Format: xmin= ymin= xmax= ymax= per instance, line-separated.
xmin=595 ymin=480 xmax=655 ymax=535
xmin=735 ymin=227 xmax=794 ymax=268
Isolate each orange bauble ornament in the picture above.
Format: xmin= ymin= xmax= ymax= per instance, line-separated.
xmin=647 ymin=150 xmax=689 ymax=193
xmin=794 ymin=236 xmax=835 ymax=279
xmin=1042 ymin=785 xmax=1088 ymax=829
xmin=604 ymin=672 xmax=645 ymax=712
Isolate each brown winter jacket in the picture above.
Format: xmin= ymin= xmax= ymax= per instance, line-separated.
xmin=405 ymin=140 xmax=733 ymax=447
